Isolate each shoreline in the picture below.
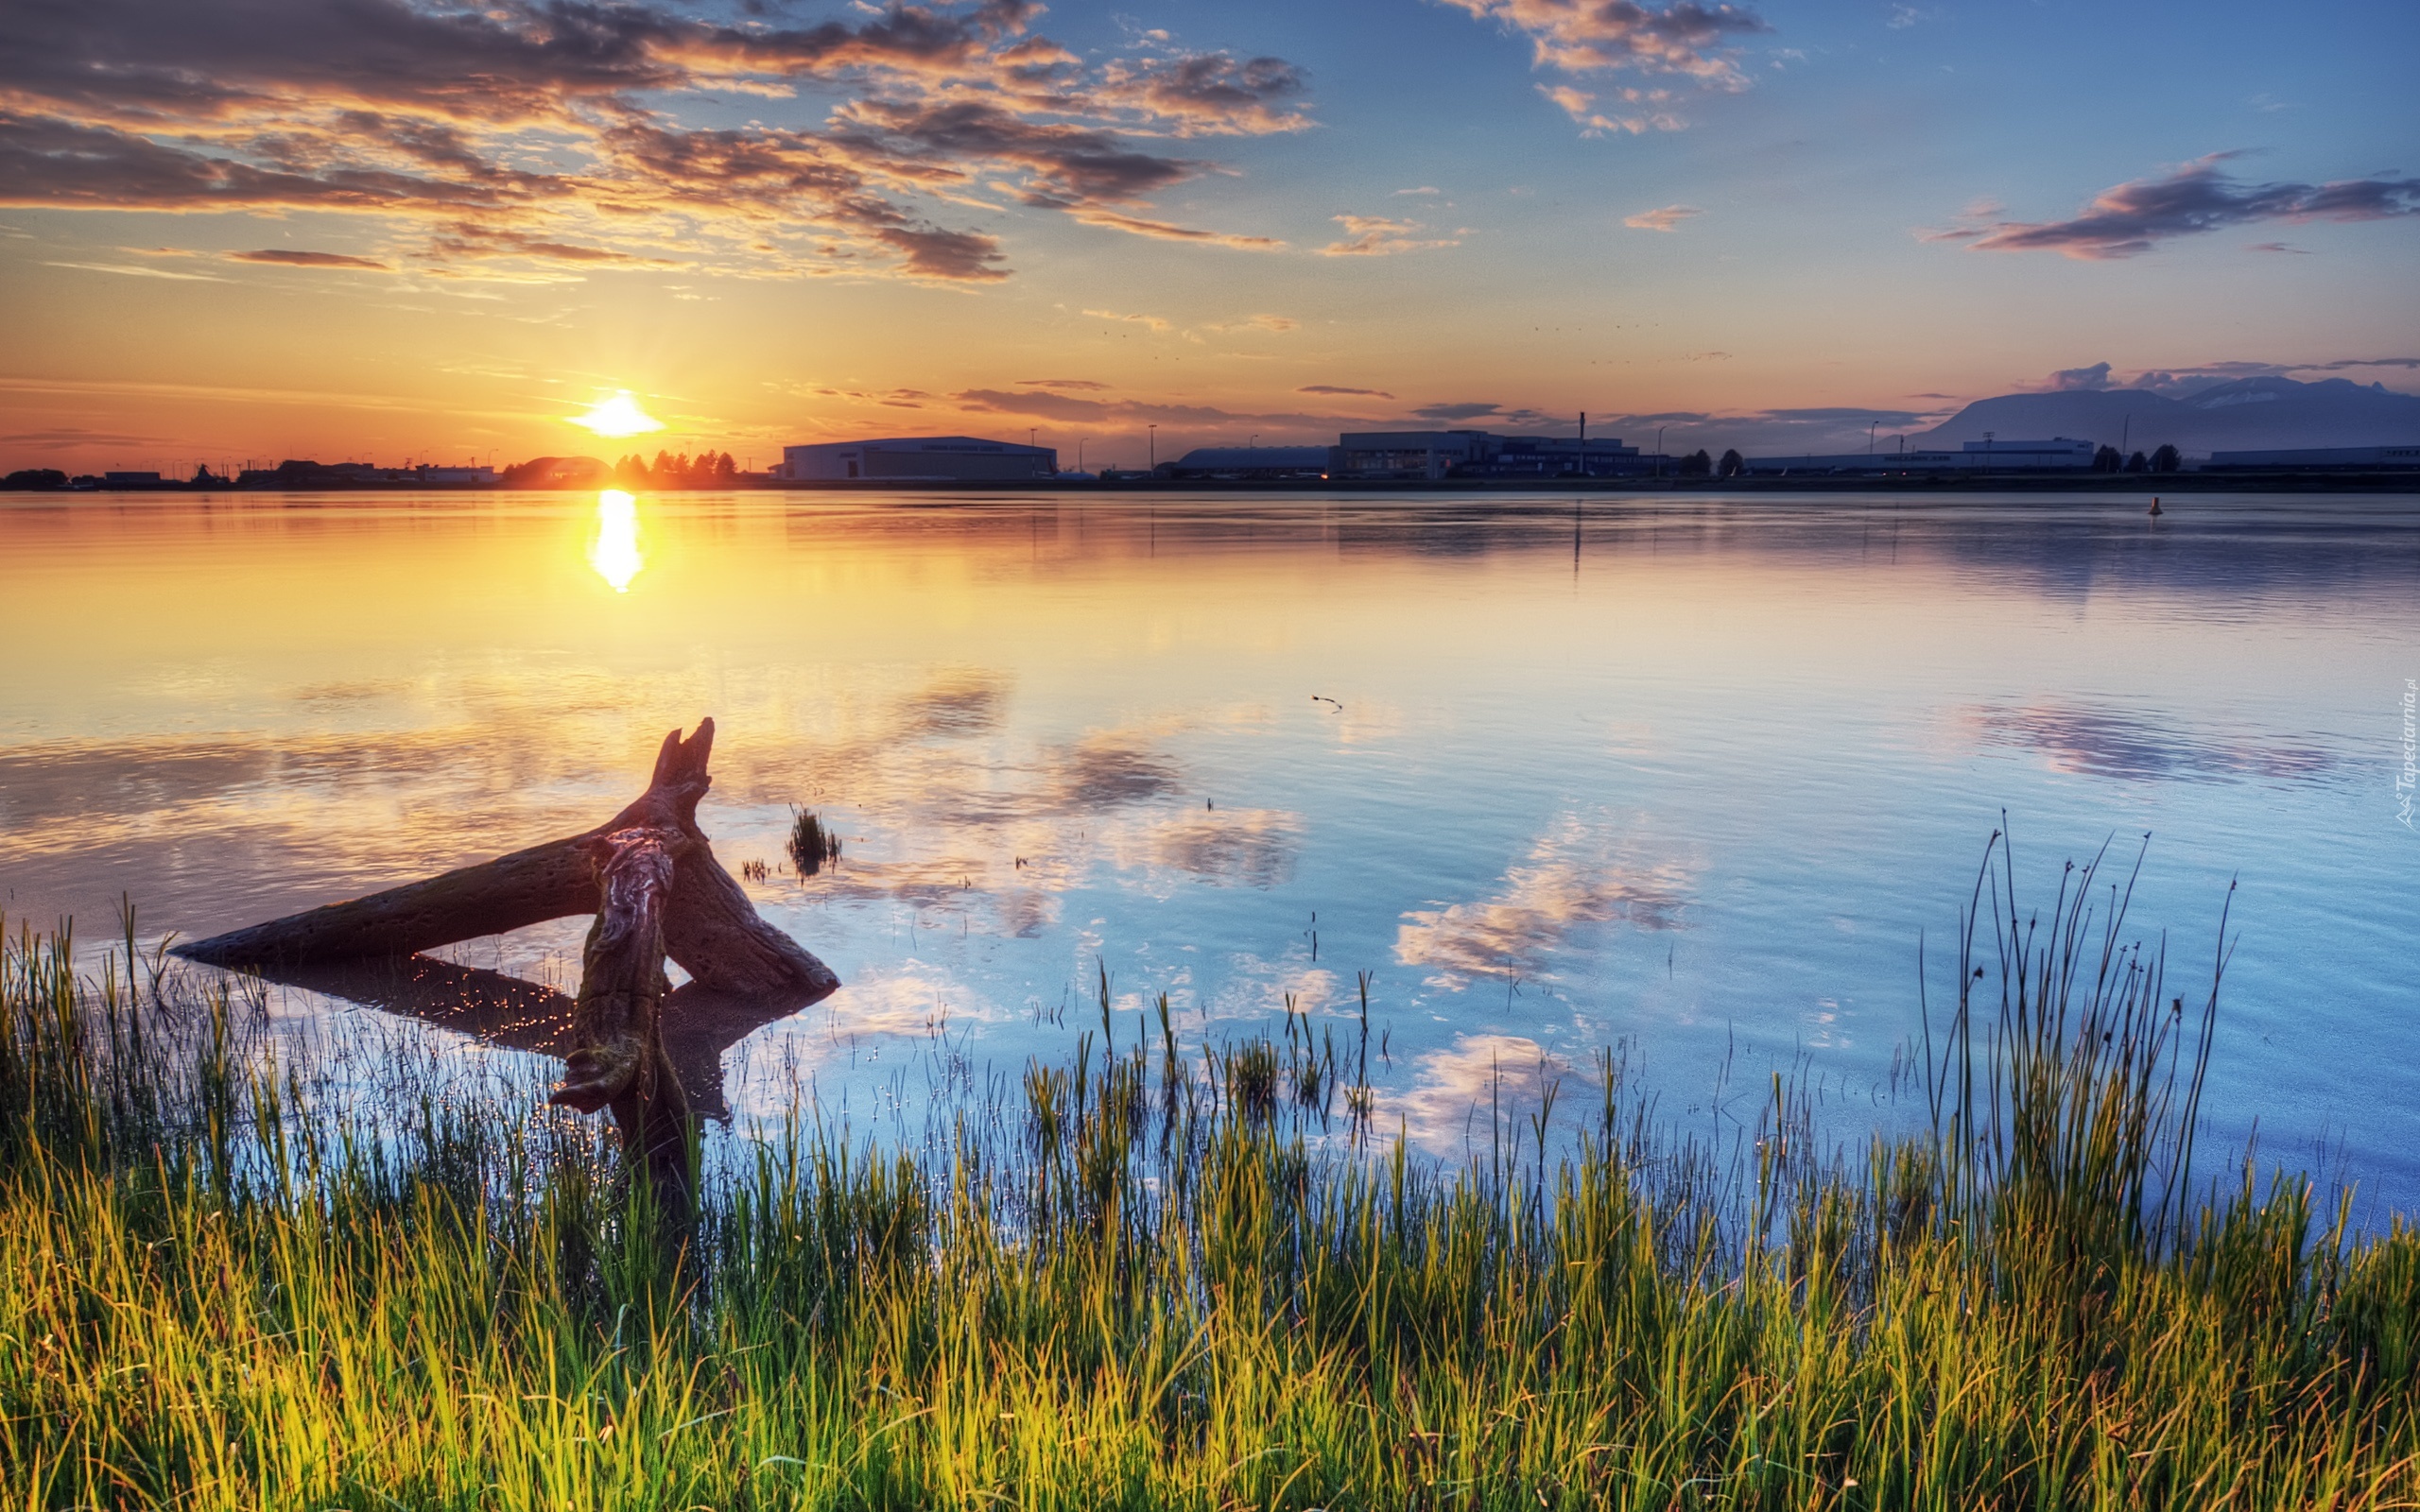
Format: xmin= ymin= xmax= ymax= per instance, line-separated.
xmin=8 ymin=470 xmax=2420 ymax=496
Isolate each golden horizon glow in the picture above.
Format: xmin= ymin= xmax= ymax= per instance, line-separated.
xmin=589 ymin=490 xmax=642 ymax=592
xmin=569 ymin=392 xmax=666 ymax=439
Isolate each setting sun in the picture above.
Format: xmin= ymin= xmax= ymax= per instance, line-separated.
xmin=568 ymin=392 xmax=665 ymax=439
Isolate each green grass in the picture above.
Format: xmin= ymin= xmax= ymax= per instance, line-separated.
xmin=3 ymin=841 xmax=2417 ymax=1510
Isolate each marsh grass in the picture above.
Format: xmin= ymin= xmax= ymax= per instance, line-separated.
xmin=788 ymin=809 xmax=842 ymax=877
xmin=4 ymin=839 xmax=2418 ymax=1510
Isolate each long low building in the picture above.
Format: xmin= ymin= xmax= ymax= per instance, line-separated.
xmin=2203 ymin=444 xmax=2420 ymax=470
xmin=1331 ymin=430 xmax=1648 ymax=479
xmin=1743 ymin=438 xmax=2099 ymax=474
xmin=784 ymin=436 xmax=1056 ymax=481
xmin=1163 ymin=446 xmax=1335 ymax=479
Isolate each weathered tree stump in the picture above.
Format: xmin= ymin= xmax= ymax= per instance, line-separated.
xmin=177 ymin=718 xmax=837 ymax=1201
xmin=178 ymin=719 xmax=836 ymax=1000
xmin=551 ymin=825 xmax=691 ymax=1199
xmin=235 ymin=957 xmax=805 ymax=1124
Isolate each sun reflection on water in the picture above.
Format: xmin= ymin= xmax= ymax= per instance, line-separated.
xmin=588 ymin=490 xmax=642 ymax=592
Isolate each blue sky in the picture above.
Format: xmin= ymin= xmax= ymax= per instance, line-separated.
xmin=0 ymin=0 xmax=2412 ymax=469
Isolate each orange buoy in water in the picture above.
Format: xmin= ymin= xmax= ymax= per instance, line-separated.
xmin=2148 ymin=496 xmax=2163 ymax=517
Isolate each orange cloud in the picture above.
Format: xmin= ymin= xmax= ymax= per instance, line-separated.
xmin=0 ymin=0 xmax=1313 ymax=283
xmin=1319 ymin=214 xmax=1459 ymax=256
xmin=1443 ymin=0 xmax=1768 ymax=89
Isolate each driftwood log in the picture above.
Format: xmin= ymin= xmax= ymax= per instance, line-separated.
xmin=551 ymin=824 xmax=690 ymax=1192
xmin=180 ymin=720 xmax=833 ymax=999
xmin=231 ymin=957 xmax=806 ymax=1125
xmin=178 ymin=718 xmax=838 ymax=1198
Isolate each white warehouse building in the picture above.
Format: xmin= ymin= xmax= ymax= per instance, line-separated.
xmin=782 ymin=436 xmax=1056 ymax=482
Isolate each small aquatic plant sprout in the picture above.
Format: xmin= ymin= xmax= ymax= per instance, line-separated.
xmin=787 ymin=806 xmax=842 ymax=875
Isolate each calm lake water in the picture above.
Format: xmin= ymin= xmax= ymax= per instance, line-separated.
xmin=3 ymin=490 xmax=2415 ymax=1206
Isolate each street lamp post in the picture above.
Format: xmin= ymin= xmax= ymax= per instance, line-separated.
xmin=1654 ymin=425 xmax=1666 ymax=479
xmin=1148 ymin=424 xmax=1158 ymax=470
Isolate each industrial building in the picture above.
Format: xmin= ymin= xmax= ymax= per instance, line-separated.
xmin=1329 ymin=430 xmax=1648 ymax=479
xmin=782 ymin=436 xmax=1056 ymax=481
xmin=1741 ymin=438 xmax=2098 ymax=475
xmin=1161 ymin=446 xmax=1334 ymax=479
xmin=2203 ymin=444 xmax=2420 ymax=471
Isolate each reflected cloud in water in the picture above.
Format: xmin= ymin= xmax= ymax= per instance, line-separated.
xmin=1959 ymin=701 xmax=2333 ymax=783
xmin=1396 ymin=816 xmax=1687 ymax=988
xmin=722 ymin=957 xmax=1001 ymax=1124
xmin=1383 ymin=1034 xmax=1586 ymax=1156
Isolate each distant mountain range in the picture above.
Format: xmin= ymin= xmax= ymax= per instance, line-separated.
xmin=1915 ymin=377 xmax=2420 ymax=455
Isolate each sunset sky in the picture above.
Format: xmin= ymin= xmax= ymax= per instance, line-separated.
xmin=3 ymin=0 xmax=2414 ymax=473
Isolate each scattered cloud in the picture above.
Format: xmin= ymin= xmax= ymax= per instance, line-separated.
xmin=228 ymin=249 xmax=392 ymax=270
xmin=952 ymin=387 xmax=1354 ymax=430
xmin=1017 ymin=377 xmax=1109 ymax=390
xmin=2316 ymin=356 xmax=2420 ymax=370
xmin=0 ymin=0 xmax=1313 ymax=282
xmin=2246 ymin=240 xmax=2309 ymax=254
xmin=1063 ymin=210 xmax=1285 ymax=249
xmin=1393 ymin=185 xmax=1442 ymax=197
xmin=1934 ymin=153 xmax=2420 ymax=260
xmin=0 ymin=426 xmax=177 ymax=451
xmin=1569 ymin=403 xmax=1954 ymax=454
xmin=2044 ymin=361 xmax=2115 ymax=391
xmin=1885 ymin=5 xmax=1927 ymax=27
xmin=1540 ymin=82 xmax=1684 ymax=134
xmin=1441 ymin=0 xmax=1770 ymax=88
xmin=42 ymin=260 xmax=225 ymax=281
xmin=1080 ymin=307 xmax=1172 ymax=332
xmin=1299 ymin=385 xmax=1395 ymax=399
xmin=1319 ymin=214 xmax=1460 ymax=256
xmin=1623 ymin=202 xmax=1702 ymax=232
xmin=1094 ymin=51 xmax=1312 ymax=136
xmin=1204 ymin=313 xmax=1299 ymax=333
xmin=2014 ymin=355 xmax=2420 ymax=399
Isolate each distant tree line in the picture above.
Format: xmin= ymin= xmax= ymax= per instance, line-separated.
xmin=2 ymin=469 xmax=67 ymax=490
xmin=480 ymin=450 xmax=746 ymax=490
xmin=2093 ymin=444 xmax=2183 ymax=474
xmin=614 ymin=451 xmax=739 ymax=487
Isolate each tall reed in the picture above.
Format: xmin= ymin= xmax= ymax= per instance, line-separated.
xmin=2 ymin=848 xmax=2414 ymax=1510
